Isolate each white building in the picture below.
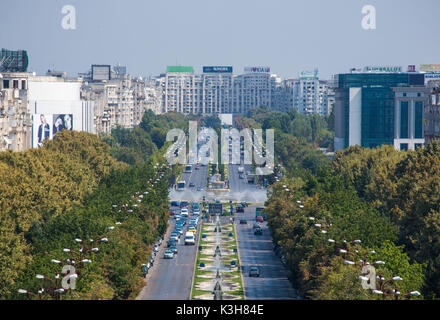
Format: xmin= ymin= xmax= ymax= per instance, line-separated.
xmin=293 ymin=70 xmax=329 ymax=115
xmin=28 ymin=75 xmax=94 ymax=148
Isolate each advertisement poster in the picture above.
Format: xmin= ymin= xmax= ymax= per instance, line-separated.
xmin=32 ymin=114 xmax=53 ymax=148
xmin=53 ymin=114 xmax=73 ymax=135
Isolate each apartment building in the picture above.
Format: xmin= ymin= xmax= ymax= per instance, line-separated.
xmin=293 ymin=70 xmax=329 ymax=115
xmin=424 ymin=82 xmax=440 ymax=145
xmin=80 ymin=65 xmax=148 ymax=133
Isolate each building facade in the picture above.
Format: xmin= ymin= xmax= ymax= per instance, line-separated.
xmin=424 ymin=83 xmax=440 ymax=145
xmin=334 ymin=72 xmax=429 ymax=151
xmin=293 ymin=70 xmax=329 ymax=116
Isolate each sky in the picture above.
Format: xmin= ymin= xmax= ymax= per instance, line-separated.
xmin=1 ymin=0 xmax=439 ymax=80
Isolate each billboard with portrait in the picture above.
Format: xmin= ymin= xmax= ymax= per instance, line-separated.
xmin=53 ymin=114 xmax=73 ymax=135
xmin=32 ymin=114 xmax=53 ymax=148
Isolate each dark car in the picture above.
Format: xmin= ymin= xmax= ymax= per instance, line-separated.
xmin=167 ymin=239 xmax=177 ymax=247
xmin=171 ymin=201 xmax=180 ymax=207
xmin=241 ymin=202 xmax=248 ymax=207
xmin=170 ymin=246 xmax=178 ymax=254
xmin=236 ymin=204 xmax=244 ymax=213
xmin=189 ymin=182 xmax=195 ymax=187
xmin=254 ymin=227 xmax=263 ymax=235
xmin=240 ymin=219 xmax=247 ymax=224
xmin=169 ymin=209 xmax=176 ymax=216
xmin=249 ymin=266 xmax=260 ymax=277
xmin=256 ymin=216 xmax=264 ymax=223
xmin=180 ymin=201 xmax=189 ymax=208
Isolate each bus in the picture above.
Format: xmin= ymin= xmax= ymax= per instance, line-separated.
xmin=255 ymin=206 xmax=266 ymax=221
xmin=177 ymin=181 xmax=186 ymax=191
xmin=185 ymin=165 xmax=192 ymax=173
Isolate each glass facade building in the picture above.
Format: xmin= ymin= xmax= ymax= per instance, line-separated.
xmin=334 ymin=73 xmax=428 ymax=151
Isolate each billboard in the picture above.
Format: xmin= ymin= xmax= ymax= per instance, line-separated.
xmin=32 ymin=114 xmax=53 ymax=148
xmin=363 ymin=66 xmax=402 ymax=73
xmin=53 ymin=114 xmax=73 ymax=135
xmin=91 ymin=65 xmax=111 ymax=81
xmin=203 ymin=66 xmax=233 ymax=73
xmin=166 ymin=66 xmax=194 ymax=73
xmin=32 ymin=114 xmax=73 ymax=148
xmin=425 ymin=73 xmax=440 ymax=82
xmin=0 ymin=48 xmax=29 ymax=72
xmin=244 ymin=66 xmax=270 ymax=73
xmin=420 ymin=64 xmax=440 ymax=72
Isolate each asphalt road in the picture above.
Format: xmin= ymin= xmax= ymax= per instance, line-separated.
xmin=169 ymin=164 xmax=208 ymax=202
xmin=137 ymin=206 xmax=201 ymax=300
xmin=235 ymin=205 xmax=297 ymax=299
xmin=228 ymin=163 xmax=268 ymax=203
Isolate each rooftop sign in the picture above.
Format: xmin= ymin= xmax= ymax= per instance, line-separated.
xmin=166 ymin=66 xmax=194 ymax=73
xmin=244 ymin=66 xmax=270 ymax=73
xmin=363 ymin=66 xmax=402 ymax=73
xmin=203 ymin=66 xmax=233 ymax=73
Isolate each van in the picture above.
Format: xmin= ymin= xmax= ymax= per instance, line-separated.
xmin=184 ymin=231 xmax=195 ymax=245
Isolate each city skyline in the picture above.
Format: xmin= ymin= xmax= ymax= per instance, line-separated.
xmin=1 ymin=0 xmax=439 ymax=79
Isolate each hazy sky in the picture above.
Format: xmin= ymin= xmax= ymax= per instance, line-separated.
xmin=1 ymin=0 xmax=439 ymax=79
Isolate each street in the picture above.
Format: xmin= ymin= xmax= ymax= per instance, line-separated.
xmin=235 ymin=205 xmax=297 ymax=299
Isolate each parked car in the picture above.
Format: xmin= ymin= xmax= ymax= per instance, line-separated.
xmin=181 ymin=208 xmax=189 ymax=216
xmin=169 ymin=209 xmax=176 ymax=216
xmin=240 ymin=219 xmax=247 ymax=224
xmin=236 ymin=204 xmax=244 ymax=213
xmin=189 ymin=182 xmax=195 ymax=187
xmin=170 ymin=201 xmax=180 ymax=207
xmin=164 ymin=250 xmax=174 ymax=259
xmin=241 ymin=202 xmax=248 ymax=207
xmin=249 ymin=266 xmax=260 ymax=277
xmin=175 ymin=227 xmax=183 ymax=235
xmin=180 ymin=201 xmax=189 ymax=208
xmin=197 ymin=186 xmax=204 ymax=191
xmin=256 ymin=216 xmax=264 ymax=223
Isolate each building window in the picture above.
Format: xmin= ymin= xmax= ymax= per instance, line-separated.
xmin=400 ymin=143 xmax=408 ymax=151
xmin=414 ymin=101 xmax=423 ymax=139
xmin=3 ymin=80 xmax=10 ymax=89
xmin=400 ymin=101 xmax=409 ymax=139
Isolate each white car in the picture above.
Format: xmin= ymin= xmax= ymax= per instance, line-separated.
xmin=181 ymin=208 xmax=189 ymax=216
xmin=184 ymin=231 xmax=195 ymax=245
xmin=164 ymin=250 xmax=174 ymax=259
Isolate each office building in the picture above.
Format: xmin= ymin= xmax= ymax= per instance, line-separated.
xmin=333 ymin=70 xmax=429 ymax=151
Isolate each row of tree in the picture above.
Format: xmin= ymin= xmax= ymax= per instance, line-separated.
xmin=0 ymin=110 xmax=196 ymax=299
xmin=240 ymin=108 xmax=437 ymax=299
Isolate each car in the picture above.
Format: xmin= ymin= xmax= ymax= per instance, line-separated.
xmin=254 ymin=227 xmax=263 ymax=235
xmin=176 ymin=221 xmax=184 ymax=228
xmin=188 ymin=227 xmax=196 ymax=233
xmin=170 ymin=246 xmax=178 ymax=254
xmin=164 ymin=250 xmax=174 ymax=259
xmin=170 ymin=233 xmax=179 ymax=241
xmin=180 ymin=201 xmax=189 ymax=208
xmin=175 ymin=227 xmax=183 ymax=235
xmin=169 ymin=209 xmax=176 ymax=216
xmin=249 ymin=266 xmax=260 ymax=277
xmin=256 ymin=216 xmax=264 ymax=223
xmin=184 ymin=231 xmax=195 ymax=245
xmin=170 ymin=201 xmax=180 ymax=207
xmin=181 ymin=208 xmax=189 ymax=216
xmin=167 ymin=239 xmax=177 ymax=247
xmin=241 ymin=202 xmax=248 ymax=208
xmin=239 ymin=173 xmax=244 ymax=179
xmin=197 ymin=186 xmax=204 ymax=191
xmin=195 ymin=165 xmax=200 ymax=170
xmin=240 ymin=219 xmax=247 ymax=224
xmin=189 ymin=182 xmax=195 ymax=187
xmin=193 ymin=209 xmax=200 ymax=215
xmin=236 ymin=204 xmax=244 ymax=213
